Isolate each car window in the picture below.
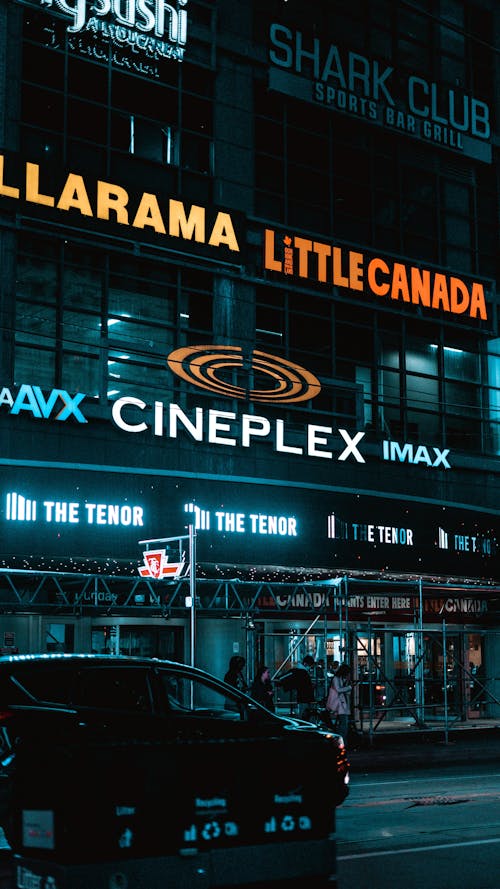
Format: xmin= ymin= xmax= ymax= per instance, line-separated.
xmin=158 ymin=670 xmax=247 ymax=720
xmin=0 ymin=666 xmax=76 ymax=705
xmin=72 ymin=667 xmax=152 ymax=712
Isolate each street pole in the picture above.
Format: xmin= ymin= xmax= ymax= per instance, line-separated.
xmin=443 ymin=619 xmax=449 ymax=744
xmin=416 ymin=577 xmax=425 ymax=726
xmin=137 ymin=526 xmax=196 ymax=671
xmin=368 ymin=614 xmax=374 ymax=745
xmin=189 ymin=522 xmax=196 ymax=669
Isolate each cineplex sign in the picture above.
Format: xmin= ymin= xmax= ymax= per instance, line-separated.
xmin=1 ymin=469 xmax=498 ymax=578
xmin=0 ymin=376 xmax=452 ymax=471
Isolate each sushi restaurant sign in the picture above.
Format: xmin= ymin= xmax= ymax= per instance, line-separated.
xmin=38 ymin=0 xmax=189 ymax=66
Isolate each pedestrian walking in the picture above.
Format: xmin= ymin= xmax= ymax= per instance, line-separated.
xmin=224 ymin=655 xmax=247 ymax=693
xmin=277 ymin=655 xmax=316 ymax=719
xmin=223 ymin=654 xmax=247 ymax=712
xmin=250 ymin=664 xmax=275 ymax=712
xmin=328 ymin=659 xmax=340 ymax=679
xmin=328 ymin=663 xmax=352 ymax=741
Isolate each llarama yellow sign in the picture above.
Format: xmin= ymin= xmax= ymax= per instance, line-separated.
xmin=0 ymin=154 xmax=240 ymax=253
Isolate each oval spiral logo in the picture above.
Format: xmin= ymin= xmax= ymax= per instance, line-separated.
xmin=167 ymin=345 xmax=321 ymax=404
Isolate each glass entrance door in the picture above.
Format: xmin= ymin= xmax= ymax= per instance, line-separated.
xmin=91 ymin=624 xmax=183 ymax=660
xmin=424 ymin=632 xmax=465 ymax=718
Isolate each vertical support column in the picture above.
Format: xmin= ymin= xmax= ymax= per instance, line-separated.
xmin=245 ymin=614 xmax=255 ymax=686
xmin=383 ymin=630 xmax=395 ymax=723
xmin=322 ymin=609 xmax=329 ymax=701
xmin=415 ymin=578 xmax=426 ymax=726
xmin=443 ymin=620 xmax=449 ymax=744
xmin=367 ymin=615 xmax=374 ymax=745
xmin=189 ymin=523 xmax=196 ymax=669
xmin=339 ymin=576 xmax=349 ymax=663
xmin=483 ymin=630 xmax=500 ymax=718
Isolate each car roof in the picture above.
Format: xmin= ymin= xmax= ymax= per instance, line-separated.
xmin=0 ymin=652 xmax=259 ymax=697
xmin=0 ymin=653 xmax=190 ymax=670
xmin=0 ymin=653 xmax=242 ymax=688
xmin=0 ymin=653 xmax=306 ymax=726
xmin=1 ymin=653 xmax=169 ymax=664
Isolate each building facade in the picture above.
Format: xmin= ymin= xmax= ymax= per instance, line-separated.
xmin=0 ymin=0 xmax=499 ymax=727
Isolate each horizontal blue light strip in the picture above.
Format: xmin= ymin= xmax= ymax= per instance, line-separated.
xmin=0 ymin=458 xmax=499 ymax=516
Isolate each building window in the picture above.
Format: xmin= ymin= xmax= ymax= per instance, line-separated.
xmin=21 ymin=14 xmax=213 ymax=177
xmin=129 ymin=117 xmax=179 ymax=166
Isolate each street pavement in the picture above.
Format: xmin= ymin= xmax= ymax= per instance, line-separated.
xmin=347 ymin=723 xmax=500 ymax=772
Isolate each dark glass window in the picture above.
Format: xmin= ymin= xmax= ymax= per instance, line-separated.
xmin=74 ymin=667 xmax=152 ymax=711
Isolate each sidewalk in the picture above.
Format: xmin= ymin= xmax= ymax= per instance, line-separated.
xmin=345 ymin=718 xmax=500 ymax=772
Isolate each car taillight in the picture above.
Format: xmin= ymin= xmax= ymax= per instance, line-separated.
xmin=0 ymin=709 xmax=13 ymax=722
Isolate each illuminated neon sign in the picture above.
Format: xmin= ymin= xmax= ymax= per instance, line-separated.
xmin=184 ymin=502 xmax=298 ymax=537
xmin=438 ymin=526 xmax=495 ymax=556
xmin=6 ymin=492 xmax=144 ymax=527
xmin=0 ymin=154 xmax=240 ymax=254
xmin=327 ymin=512 xmax=414 ymax=546
xmin=39 ymin=0 xmax=189 ymax=66
xmin=0 ymin=380 xmax=452 ymax=470
xmin=112 ymin=396 xmax=451 ymax=468
xmin=1 ymin=472 xmax=498 ymax=578
xmin=0 ymin=384 xmax=87 ymax=423
xmin=264 ymin=228 xmax=488 ymax=321
xmin=138 ymin=549 xmax=186 ymax=578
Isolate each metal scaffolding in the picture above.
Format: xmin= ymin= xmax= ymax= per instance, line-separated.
xmin=0 ymin=568 xmax=498 ymax=738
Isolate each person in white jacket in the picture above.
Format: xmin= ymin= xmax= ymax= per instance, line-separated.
xmin=331 ymin=663 xmax=352 ymax=741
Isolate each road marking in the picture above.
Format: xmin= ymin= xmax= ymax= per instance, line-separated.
xmin=355 ymin=773 xmax=500 ymax=788
xmin=338 ymin=836 xmax=500 ymax=861
xmin=342 ymin=789 xmax=500 ymax=808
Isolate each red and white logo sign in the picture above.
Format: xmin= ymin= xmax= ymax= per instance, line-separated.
xmin=138 ymin=549 xmax=186 ymax=579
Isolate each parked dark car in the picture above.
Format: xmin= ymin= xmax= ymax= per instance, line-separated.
xmin=0 ymin=654 xmax=349 ymax=886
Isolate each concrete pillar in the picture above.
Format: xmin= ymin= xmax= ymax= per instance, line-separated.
xmin=196 ymin=616 xmax=248 ymax=686
xmin=483 ymin=630 xmax=500 ymax=718
xmin=383 ymin=631 xmax=395 ymax=720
